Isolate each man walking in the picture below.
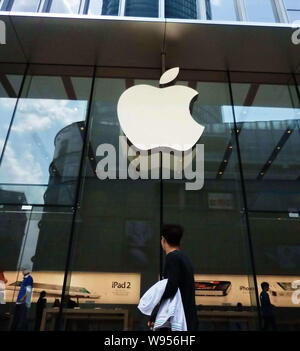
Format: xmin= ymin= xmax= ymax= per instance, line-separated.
xmin=260 ymin=282 xmax=277 ymax=331
xmin=148 ymin=224 xmax=198 ymax=331
xmin=11 ymin=269 xmax=33 ymax=331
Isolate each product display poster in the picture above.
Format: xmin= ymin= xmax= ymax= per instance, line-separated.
xmin=194 ymin=274 xmax=300 ymax=307
xmin=2 ymin=271 xmax=141 ymax=305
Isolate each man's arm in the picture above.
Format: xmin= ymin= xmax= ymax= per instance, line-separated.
xmin=161 ymin=254 xmax=181 ymax=300
xmin=149 ymin=254 xmax=181 ymax=323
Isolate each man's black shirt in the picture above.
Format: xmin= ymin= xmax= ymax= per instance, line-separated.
xmin=151 ymin=249 xmax=198 ymax=331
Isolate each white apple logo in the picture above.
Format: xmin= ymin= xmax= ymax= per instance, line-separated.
xmin=117 ymin=67 xmax=204 ymax=151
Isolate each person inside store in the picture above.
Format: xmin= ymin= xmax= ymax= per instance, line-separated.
xmin=148 ymin=224 xmax=198 ymax=331
xmin=34 ymin=290 xmax=47 ymax=331
xmin=260 ymin=282 xmax=277 ymax=331
xmin=0 ymin=271 xmax=8 ymax=305
xmin=10 ymin=269 xmax=33 ymax=331
xmin=65 ymin=295 xmax=79 ymax=309
xmin=52 ymin=299 xmax=60 ymax=308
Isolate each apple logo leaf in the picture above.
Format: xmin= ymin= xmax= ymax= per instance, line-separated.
xmin=159 ymin=67 xmax=179 ymax=85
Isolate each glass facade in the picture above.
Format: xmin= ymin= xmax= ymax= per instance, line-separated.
xmin=49 ymin=0 xmax=81 ymax=14
xmin=0 ymin=65 xmax=299 ymax=331
xmin=125 ymin=0 xmax=158 ymax=17
xmin=86 ymin=0 xmax=120 ymax=16
xmin=244 ymin=0 xmax=277 ymax=23
xmin=206 ymin=0 xmax=238 ymax=21
xmin=165 ymin=0 xmax=197 ymax=19
xmin=10 ymin=0 xmax=41 ymax=12
xmin=0 ymin=65 xmax=93 ymax=205
xmin=284 ymin=0 xmax=300 ymax=22
xmin=4 ymin=0 xmax=300 ymax=25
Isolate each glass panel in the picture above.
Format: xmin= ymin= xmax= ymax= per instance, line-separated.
xmin=87 ymin=0 xmax=102 ymax=15
xmin=0 ymin=205 xmax=73 ymax=331
xmin=0 ymin=65 xmax=93 ymax=206
xmin=165 ymin=0 xmax=197 ymax=19
xmin=49 ymin=0 xmax=81 ymax=14
xmin=231 ymin=72 xmax=300 ymax=212
xmin=286 ymin=10 xmax=300 ymax=22
xmin=249 ymin=212 xmax=300 ymax=330
xmin=125 ymin=0 xmax=158 ymax=17
xmin=244 ymin=0 xmax=277 ymax=22
xmin=100 ymin=0 xmax=120 ymax=15
xmin=284 ymin=0 xmax=300 ymax=9
xmin=0 ymin=65 xmax=24 ymax=158
xmin=206 ymin=0 xmax=237 ymax=21
xmin=64 ymin=68 xmax=161 ymax=331
xmin=10 ymin=0 xmax=41 ymax=12
xmin=164 ymin=71 xmax=259 ymax=330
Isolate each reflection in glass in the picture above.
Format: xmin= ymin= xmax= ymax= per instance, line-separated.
xmin=49 ymin=0 xmax=81 ymax=14
xmin=125 ymin=0 xmax=158 ymax=17
xmin=284 ymin=0 xmax=300 ymax=22
xmin=244 ymin=0 xmax=277 ymax=22
xmin=284 ymin=0 xmax=300 ymax=6
xmin=249 ymin=212 xmax=300 ymax=328
xmin=206 ymin=0 xmax=237 ymax=21
xmin=165 ymin=0 xmax=197 ymax=19
xmin=88 ymin=0 xmax=119 ymax=15
xmin=87 ymin=0 xmax=102 ymax=15
xmin=0 ymin=69 xmax=92 ymax=205
xmin=0 ymin=205 xmax=73 ymax=307
xmin=10 ymin=0 xmax=41 ymax=12
xmin=162 ymin=74 xmax=258 ymax=320
xmin=0 ymin=77 xmax=22 ymax=155
xmin=231 ymin=74 xmax=300 ymax=212
xmin=66 ymin=71 xmax=161 ymax=331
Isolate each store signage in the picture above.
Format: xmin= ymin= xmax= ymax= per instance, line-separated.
xmin=208 ymin=193 xmax=234 ymax=210
xmin=95 ymin=68 xmax=205 ymax=191
xmin=117 ymin=67 xmax=204 ymax=151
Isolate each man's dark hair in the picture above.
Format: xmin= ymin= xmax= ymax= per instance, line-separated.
xmin=261 ymin=282 xmax=269 ymax=290
xmin=162 ymin=224 xmax=183 ymax=247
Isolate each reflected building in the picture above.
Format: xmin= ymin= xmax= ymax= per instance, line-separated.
xmin=33 ymin=122 xmax=85 ymax=271
xmin=44 ymin=121 xmax=85 ymax=206
xmin=165 ymin=0 xmax=197 ymax=19
xmin=102 ymin=0 xmax=120 ymax=16
xmin=0 ymin=189 xmax=27 ymax=270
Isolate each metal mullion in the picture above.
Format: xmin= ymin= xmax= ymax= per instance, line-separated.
xmin=42 ymin=0 xmax=52 ymax=13
xmin=55 ymin=65 xmax=97 ymax=331
xmin=78 ymin=0 xmax=85 ymax=14
xmin=227 ymin=70 xmax=262 ymax=331
xmin=82 ymin=0 xmax=89 ymax=15
xmin=275 ymin=0 xmax=289 ymax=22
xmin=159 ymin=0 xmax=165 ymax=19
xmin=270 ymin=0 xmax=281 ymax=22
xmin=119 ymin=0 xmax=126 ymax=16
xmin=196 ymin=0 xmax=203 ymax=20
xmin=199 ymin=0 xmax=207 ymax=20
xmin=236 ymin=0 xmax=247 ymax=21
xmin=0 ymin=64 xmax=29 ymax=169
xmin=2 ymin=0 xmax=13 ymax=11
